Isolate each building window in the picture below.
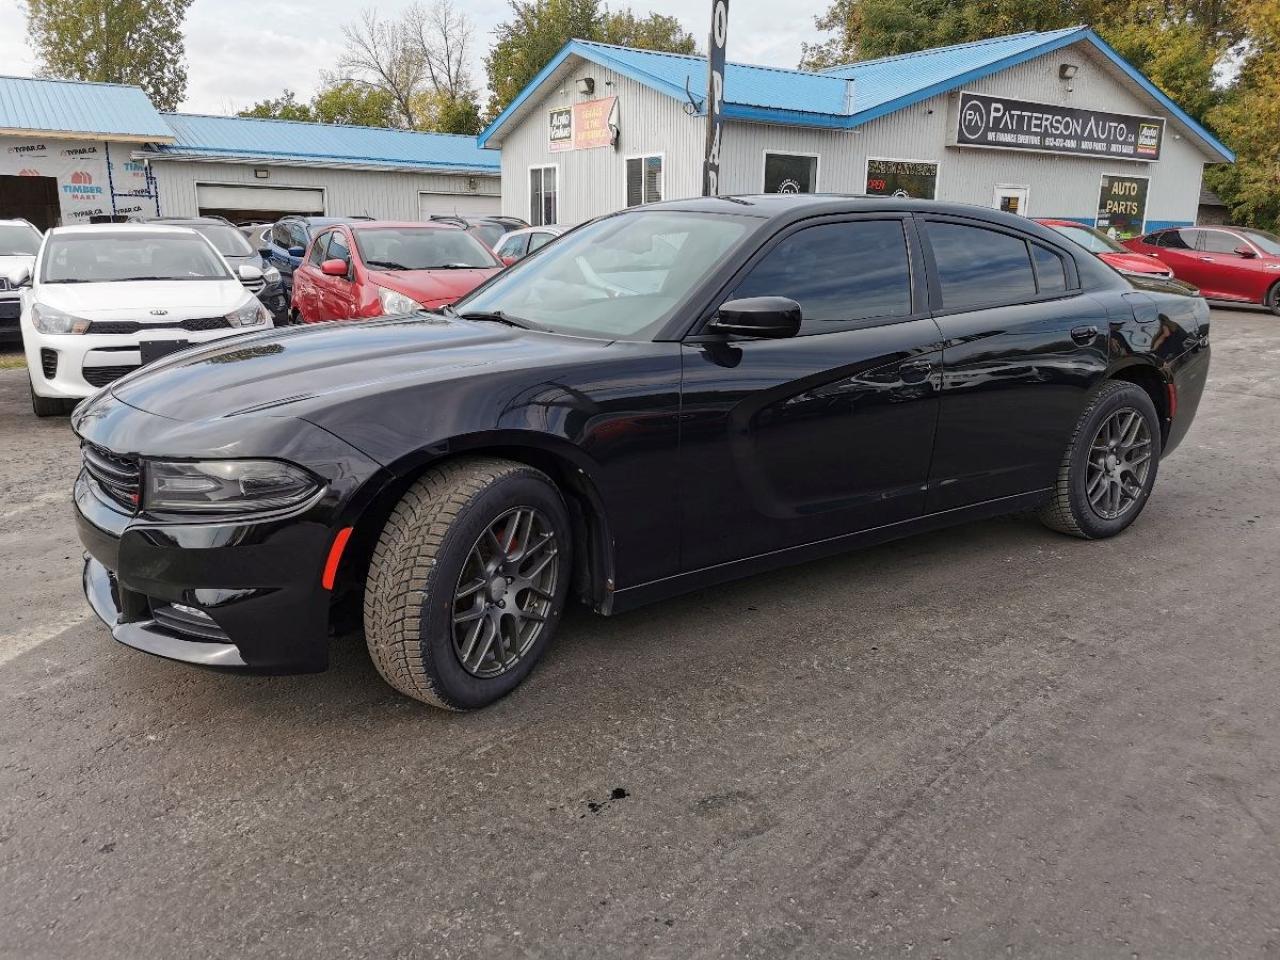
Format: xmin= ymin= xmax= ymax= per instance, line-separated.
xmin=763 ymin=153 xmax=818 ymax=194
xmin=530 ymin=166 xmax=558 ymax=226
xmin=625 ymin=155 xmax=663 ymax=207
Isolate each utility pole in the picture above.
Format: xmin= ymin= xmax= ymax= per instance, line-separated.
xmin=702 ymin=0 xmax=728 ymax=196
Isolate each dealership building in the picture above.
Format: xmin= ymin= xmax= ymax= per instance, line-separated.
xmin=0 ymin=76 xmax=499 ymax=229
xmin=479 ymin=26 xmax=1234 ymax=239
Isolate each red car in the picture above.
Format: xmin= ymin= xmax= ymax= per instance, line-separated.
xmin=291 ymin=221 xmax=502 ymax=323
xmin=1036 ymin=219 xmax=1174 ymax=280
xmin=1123 ymin=225 xmax=1280 ymax=314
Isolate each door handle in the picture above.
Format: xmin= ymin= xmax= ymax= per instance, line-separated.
xmin=1198 ymin=256 xmax=1215 ymax=261
xmin=1070 ymin=324 xmax=1099 ymax=344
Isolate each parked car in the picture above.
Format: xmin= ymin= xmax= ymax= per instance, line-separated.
xmin=238 ymin=222 xmax=272 ymax=247
xmin=291 ymin=221 xmax=502 ymax=322
xmin=261 ymin=216 xmax=372 ymax=303
xmin=21 ymin=224 xmax=273 ymax=416
xmin=70 ymin=195 xmax=1210 ymax=710
xmin=427 ymin=215 xmax=527 ymax=250
xmin=494 ymin=225 xmax=565 ymax=265
xmin=1035 ymin=219 xmax=1174 ymax=280
xmin=0 ymin=218 xmax=42 ymax=344
xmin=1123 ymin=225 xmax=1280 ymax=313
xmin=137 ymin=217 xmax=287 ymax=322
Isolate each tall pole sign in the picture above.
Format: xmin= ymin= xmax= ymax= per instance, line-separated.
xmin=702 ymin=0 xmax=728 ymax=196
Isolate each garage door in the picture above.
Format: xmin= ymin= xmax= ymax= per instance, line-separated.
xmin=417 ymin=192 xmax=500 ymax=219
xmin=196 ymin=183 xmax=325 ymax=217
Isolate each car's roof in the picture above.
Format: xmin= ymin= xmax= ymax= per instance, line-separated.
xmin=1036 ymin=218 xmax=1089 ymax=228
xmin=284 ymin=215 xmax=372 ymax=225
xmin=347 ymin=220 xmax=463 ymax=231
xmin=49 ymin=223 xmax=200 ymax=235
xmin=141 ymin=217 xmax=228 ymax=225
xmin=503 ymin=225 xmax=565 ymax=237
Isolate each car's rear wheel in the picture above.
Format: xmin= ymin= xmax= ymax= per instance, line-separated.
xmin=363 ymin=457 xmax=571 ymax=710
xmin=1039 ymin=380 xmax=1162 ymax=539
xmin=29 ymin=382 xmax=70 ymax=418
xmin=1265 ymin=281 xmax=1280 ymax=317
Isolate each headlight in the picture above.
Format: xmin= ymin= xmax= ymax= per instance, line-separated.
xmin=144 ymin=459 xmax=321 ymax=514
xmin=31 ymin=302 xmax=90 ymax=335
xmin=263 ymin=266 xmax=281 ymax=284
xmin=377 ymin=286 xmax=422 ymax=316
xmin=225 ymin=299 xmax=272 ymax=327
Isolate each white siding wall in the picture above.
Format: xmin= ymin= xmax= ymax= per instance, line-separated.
xmin=719 ymin=42 xmax=1210 ymax=228
xmin=150 ymin=159 xmax=500 ymax=219
xmin=494 ymin=59 xmax=703 ymax=225
xmin=495 ymin=39 xmax=1215 ymax=229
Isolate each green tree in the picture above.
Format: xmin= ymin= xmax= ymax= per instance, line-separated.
xmin=22 ymin=0 xmax=194 ymax=111
xmin=485 ymin=0 xmax=697 ymax=120
xmin=433 ymin=95 xmax=485 ymax=135
xmin=313 ymin=80 xmax=398 ymax=127
xmin=238 ymin=90 xmax=315 ymax=122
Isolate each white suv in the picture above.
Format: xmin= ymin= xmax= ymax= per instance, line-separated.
xmin=0 ymin=219 xmax=42 ymax=345
xmin=19 ymin=224 xmax=274 ymax=416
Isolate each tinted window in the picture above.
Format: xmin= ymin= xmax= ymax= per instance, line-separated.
xmin=927 ymin=222 xmax=1037 ymax=309
xmin=1157 ymin=229 xmax=1194 ymax=250
xmin=528 ymin=231 xmax=555 ymax=252
xmin=763 ymin=153 xmax=817 ymax=194
xmin=731 ymin=220 xmax=912 ymax=332
xmin=1237 ymin=228 xmax=1280 ymax=255
xmin=1200 ymin=230 xmax=1244 ymax=254
xmin=1031 ymin=244 xmax=1068 ymax=293
xmin=272 ymin=222 xmax=291 ymax=247
xmin=308 ymin=231 xmax=330 ymax=266
xmin=190 ymin=224 xmax=253 ymax=257
xmin=496 ymin=234 xmax=527 ymax=259
xmin=470 ymin=223 xmax=507 ymax=249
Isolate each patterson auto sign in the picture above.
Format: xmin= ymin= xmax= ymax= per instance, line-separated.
xmin=955 ymin=91 xmax=1165 ymax=162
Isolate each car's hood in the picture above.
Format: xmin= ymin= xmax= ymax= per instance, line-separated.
xmin=0 ymin=254 xmax=34 ymax=283
xmin=109 ymin=314 xmax=611 ymax=422
xmin=1100 ymin=251 xmax=1170 ymax=275
xmin=36 ymin=279 xmax=252 ymax=317
xmin=371 ymin=267 xmax=501 ymax=305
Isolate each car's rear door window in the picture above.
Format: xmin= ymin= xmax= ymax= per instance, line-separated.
xmin=729 ymin=219 xmax=913 ymax=333
xmin=1030 ymin=243 xmax=1068 ymax=294
xmin=925 ymin=221 xmax=1038 ymax=310
xmin=528 ymin=231 xmax=555 ymax=252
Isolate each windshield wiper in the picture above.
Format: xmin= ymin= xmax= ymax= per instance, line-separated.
xmin=429 ymin=263 xmax=488 ymax=270
xmin=365 ymin=259 xmax=409 ymax=271
xmin=454 ymin=309 xmax=538 ymax=330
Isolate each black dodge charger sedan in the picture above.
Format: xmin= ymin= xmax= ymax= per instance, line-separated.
xmin=72 ymin=196 xmax=1210 ymax=710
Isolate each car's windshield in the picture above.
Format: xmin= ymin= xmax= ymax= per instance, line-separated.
xmin=470 ymin=223 xmax=508 ymax=249
xmin=41 ymin=231 xmax=232 ymax=283
xmin=1238 ymin=228 xmax=1280 ymax=255
xmin=456 ymin=211 xmax=754 ymax=339
xmin=189 ymin=224 xmax=254 ymax=257
xmin=1049 ymin=223 xmax=1124 ymax=254
xmin=0 ymin=224 xmax=41 ymax=256
xmin=354 ymin=227 xmax=499 ymax=270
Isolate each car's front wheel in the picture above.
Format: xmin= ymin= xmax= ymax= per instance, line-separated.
xmin=1039 ymin=380 xmax=1162 ymax=539
xmin=363 ymin=457 xmax=571 ymax=709
xmin=1265 ymin=281 xmax=1280 ymax=317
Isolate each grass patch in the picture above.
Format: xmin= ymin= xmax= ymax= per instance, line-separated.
xmin=0 ymin=353 xmax=27 ymax=370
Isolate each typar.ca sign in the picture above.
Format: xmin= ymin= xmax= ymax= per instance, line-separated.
xmin=548 ymin=97 xmax=618 ymax=152
xmin=955 ymin=92 xmax=1165 ymax=162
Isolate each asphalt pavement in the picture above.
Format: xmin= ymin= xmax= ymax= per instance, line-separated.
xmin=1 ymin=307 xmax=1278 ymax=959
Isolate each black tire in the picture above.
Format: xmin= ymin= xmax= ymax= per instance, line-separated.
xmin=1039 ymin=380 xmax=1162 ymax=539
xmin=363 ymin=457 xmax=572 ymax=710
xmin=30 ymin=382 xmax=70 ymax=418
xmin=1266 ymin=281 xmax=1280 ymax=317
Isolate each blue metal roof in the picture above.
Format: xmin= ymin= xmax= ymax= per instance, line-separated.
xmin=0 ymin=74 xmax=173 ymax=141
xmin=478 ymin=28 xmax=1233 ymax=162
xmin=152 ymin=113 xmax=500 ymax=173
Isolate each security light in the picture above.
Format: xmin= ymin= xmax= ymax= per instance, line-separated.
xmin=1059 ymin=63 xmax=1078 ymax=80
xmin=577 ymin=77 xmax=595 ymax=95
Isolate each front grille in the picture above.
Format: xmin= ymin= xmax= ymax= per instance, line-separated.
xmin=40 ymin=348 xmax=56 ymax=379
xmin=0 ymin=300 xmax=19 ymax=321
xmin=82 ymin=364 xmax=138 ymax=387
xmin=82 ymin=442 xmax=141 ymax=510
xmin=241 ymin=277 xmax=265 ymax=294
xmin=85 ymin=317 xmax=231 ymax=335
xmin=150 ymin=602 xmax=231 ymax=643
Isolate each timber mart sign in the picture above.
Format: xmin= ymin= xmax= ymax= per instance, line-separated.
xmin=956 ymin=91 xmax=1164 ymax=162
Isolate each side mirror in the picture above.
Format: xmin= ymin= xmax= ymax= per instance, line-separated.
xmin=500 ymin=255 xmax=519 ymax=267
xmin=321 ymin=258 xmax=349 ymax=277
xmin=237 ymin=264 xmax=263 ymax=286
xmin=708 ymin=296 xmax=802 ymax=339
xmin=288 ymin=246 xmax=306 ymax=258
xmin=7 ymin=266 xmax=32 ymax=288
xmin=1234 ymin=245 xmax=1257 ymax=259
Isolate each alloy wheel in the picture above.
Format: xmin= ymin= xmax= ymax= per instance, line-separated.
xmin=451 ymin=506 xmax=559 ymax=678
xmin=1086 ymin=407 xmax=1153 ymax=521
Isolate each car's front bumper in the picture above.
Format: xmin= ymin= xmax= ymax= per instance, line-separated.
xmin=0 ymin=294 xmax=19 ymax=342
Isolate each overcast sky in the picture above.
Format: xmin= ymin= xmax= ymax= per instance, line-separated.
xmin=0 ymin=0 xmax=829 ymax=115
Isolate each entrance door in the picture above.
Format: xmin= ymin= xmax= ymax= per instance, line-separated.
xmin=0 ymin=174 xmax=60 ymax=230
xmin=994 ymin=185 xmax=1030 ymax=217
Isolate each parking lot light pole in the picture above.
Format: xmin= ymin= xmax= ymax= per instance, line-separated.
xmin=703 ymin=0 xmax=729 ymax=197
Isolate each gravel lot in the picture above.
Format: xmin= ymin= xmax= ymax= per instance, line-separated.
xmin=1 ymin=307 xmax=1278 ymax=959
